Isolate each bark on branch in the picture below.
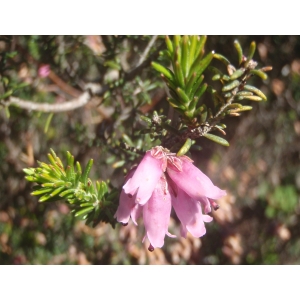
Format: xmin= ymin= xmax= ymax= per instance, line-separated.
xmin=3 ymin=91 xmax=92 ymax=113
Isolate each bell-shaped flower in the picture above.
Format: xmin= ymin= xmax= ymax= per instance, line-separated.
xmin=115 ymin=146 xmax=226 ymax=251
xmin=143 ymin=176 xmax=174 ymax=249
xmin=114 ymin=169 xmax=142 ymax=225
xmin=171 ymin=187 xmax=213 ymax=238
xmin=122 ymin=151 xmax=165 ymax=205
xmin=167 ymin=156 xmax=226 ymax=213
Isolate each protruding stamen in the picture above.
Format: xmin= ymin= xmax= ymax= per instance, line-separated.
xmin=209 ymin=199 xmax=220 ymax=211
xmin=148 ymin=244 xmax=154 ymax=252
xmin=122 ymin=223 xmax=128 ymax=226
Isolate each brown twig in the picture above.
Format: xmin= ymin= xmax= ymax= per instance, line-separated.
xmin=48 ymin=71 xmax=81 ymax=98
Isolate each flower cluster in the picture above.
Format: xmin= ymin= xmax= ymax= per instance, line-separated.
xmin=115 ymin=146 xmax=226 ymax=251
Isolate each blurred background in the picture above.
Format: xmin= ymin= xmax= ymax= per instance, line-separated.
xmin=0 ymin=35 xmax=299 ymax=265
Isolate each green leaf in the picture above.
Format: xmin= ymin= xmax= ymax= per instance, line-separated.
xmin=81 ymin=159 xmax=93 ymax=185
xmin=47 ymin=153 xmax=57 ymax=167
xmin=230 ymin=69 xmax=245 ymax=80
xmin=204 ymin=133 xmax=229 ymax=146
xmin=174 ymin=61 xmax=185 ymax=89
xmin=234 ymin=40 xmax=243 ymax=65
xmin=194 ymin=36 xmax=207 ymax=61
xmin=44 ymin=113 xmax=53 ymax=134
xmin=208 ymin=66 xmax=223 ymax=76
xmin=236 ymin=95 xmax=263 ymax=101
xmin=177 ymin=138 xmax=193 ymax=156
xmin=226 ymin=103 xmax=243 ymax=109
xmin=48 ymin=164 xmax=65 ymax=179
xmin=237 ymin=106 xmax=253 ymax=111
xmin=224 ymin=92 xmax=232 ymax=98
xmin=39 ymin=173 xmax=61 ymax=183
xmin=244 ymin=85 xmax=267 ymax=100
xmin=194 ymin=83 xmax=207 ymax=99
xmin=25 ymin=175 xmax=37 ymax=182
xmin=104 ymin=60 xmax=120 ymax=70
xmin=75 ymin=206 xmax=94 ymax=217
xmin=5 ymin=51 xmax=18 ymax=58
xmin=37 ymin=161 xmax=52 ymax=172
xmin=59 ymin=188 xmax=76 ymax=197
xmin=50 ymin=186 xmax=66 ymax=197
xmin=151 ymin=62 xmax=174 ymax=81
xmin=167 ymin=97 xmax=186 ymax=110
xmin=0 ymin=90 xmax=13 ymax=100
xmin=176 ymin=87 xmax=190 ymax=105
xmin=80 ymin=203 xmax=94 ymax=208
xmin=181 ymin=36 xmax=190 ymax=79
xmin=188 ymin=74 xmax=204 ymax=99
xmin=222 ymin=80 xmax=240 ymax=92
xmin=122 ymin=134 xmax=134 ymax=147
xmin=213 ymin=53 xmax=230 ymax=66
xmin=250 ymin=69 xmax=268 ymax=80
xmin=23 ymin=168 xmax=35 ymax=176
xmin=187 ymin=51 xmax=214 ymax=83
xmin=173 ymin=36 xmax=181 ymax=63
xmin=189 ymin=35 xmax=199 ymax=66
xmin=112 ymin=160 xmax=125 ymax=168
xmin=221 ymin=75 xmax=230 ymax=81
xmin=163 ymin=76 xmax=178 ymax=92
xmin=212 ymin=74 xmax=221 ymax=81
xmin=31 ymin=187 xmax=53 ymax=196
xmin=66 ymin=152 xmax=75 ymax=182
xmin=236 ymin=91 xmax=253 ymax=97
xmin=165 ymin=36 xmax=173 ymax=54
xmin=140 ymin=115 xmax=152 ymax=124
xmin=200 ymin=108 xmax=207 ymax=123
xmin=76 ymin=161 xmax=82 ymax=175
xmin=247 ymin=41 xmax=256 ymax=61
xmin=41 ymin=182 xmax=56 ymax=187
xmin=98 ymin=181 xmax=108 ymax=200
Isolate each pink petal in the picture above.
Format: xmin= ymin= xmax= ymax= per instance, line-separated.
xmin=166 ymin=231 xmax=176 ymax=238
xmin=167 ymin=158 xmax=226 ymax=202
xmin=114 ymin=189 xmax=136 ymax=224
xmin=131 ymin=204 xmax=142 ymax=225
xmin=123 ymin=151 xmax=163 ymax=205
xmin=180 ymin=225 xmax=188 ymax=238
xmin=203 ymin=215 xmax=213 ymax=223
xmin=115 ymin=168 xmax=142 ymax=225
xmin=202 ymin=197 xmax=212 ymax=214
xmin=143 ymin=177 xmax=172 ymax=248
xmin=171 ymin=188 xmax=210 ymax=238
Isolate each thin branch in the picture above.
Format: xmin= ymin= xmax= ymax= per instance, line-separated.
xmin=124 ymin=39 xmax=164 ymax=82
xmin=137 ymin=35 xmax=158 ymax=67
xmin=3 ymin=91 xmax=92 ymax=113
xmin=48 ymin=71 xmax=81 ymax=98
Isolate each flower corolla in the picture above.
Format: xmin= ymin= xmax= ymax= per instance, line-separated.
xmin=115 ymin=146 xmax=226 ymax=251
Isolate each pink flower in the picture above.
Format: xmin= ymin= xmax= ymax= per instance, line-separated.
xmin=167 ymin=155 xmax=226 ymax=214
xmin=115 ymin=146 xmax=226 ymax=251
xmin=123 ymin=150 xmax=164 ymax=205
xmin=171 ymin=187 xmax=213 ymax=238
xmin=114 ymin=169 xmax=142 ymax=226
xmin=38 ymin=64 xmax=51 ymax=78
xmin=142 ymin=176 xmax=174 ymax=249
